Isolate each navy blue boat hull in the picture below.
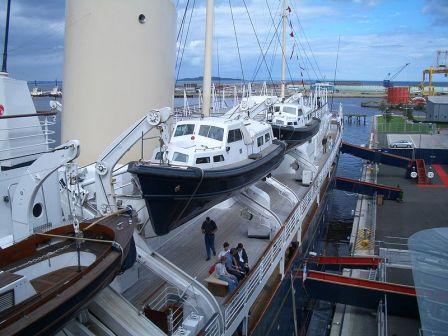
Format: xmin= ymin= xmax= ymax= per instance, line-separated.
xmin=128 ymin=140 xmax=286 ymax=236
xmin=271 ymin=117 xmax=320 ymax=149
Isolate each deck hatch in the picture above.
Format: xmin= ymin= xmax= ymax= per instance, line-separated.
xmin=0 ymin=289 xmax=14 ymax=313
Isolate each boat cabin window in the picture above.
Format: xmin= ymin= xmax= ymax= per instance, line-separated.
xmin=298 ymin=109 xmax=303 ymax=116
xmin=155 ymin=152 xmax=163 ymax=160
xmin=287 ymin=122 xmax=293 ymax=126
xmin=283 ymin=106 xmax=297 ymax=115
xmin=196 ymin=157 xmax=211 ymax=164
xmin=227 ymin=129 xmax=243 ymax=143
xmin=173 ymin=152 xmax=189 ymax=163
xmin=199 ymin=125 xmax=224 ymax=141
xmin=174 ymin=124 xmax=195 ymax=137
xmin=257 ymin=136 xmax=264 ymax=147
xmin=274 ymin=106 xmax=280 ymax=112
xmin=265 ymin=133 xmax=271 ymax=142
xmin=213 ymin=155 xmax=225 ymax=162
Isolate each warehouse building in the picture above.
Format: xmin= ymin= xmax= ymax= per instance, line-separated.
xmin=426 ymin=96 xmax=448 ymax=122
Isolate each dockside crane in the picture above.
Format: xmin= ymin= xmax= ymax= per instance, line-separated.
xmin=420 ymin=50 xmax=448 ymax=96
xmin=383 ymin=63 xmax=410 ymax=88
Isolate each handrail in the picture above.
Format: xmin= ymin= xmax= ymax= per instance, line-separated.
xmin=223 ymin=131 xmax=342 ymax=332
xmin=0 ymin=111 xmax=57 ymax=119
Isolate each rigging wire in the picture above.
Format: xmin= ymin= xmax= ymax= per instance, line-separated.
xmin=175 ymin=0 xmax=191 ymax=74
xmin=176 ymin=0 xmax=190 ymax=43
xmin=175 ymin=0 xmax=196 ymax=82
xmin=289 ymin=22 xmax=320 ymax=82
xmin=250 ymin=0 xmax=281 ymax=84
xmin=241 ymin=0 xmax=277 ymax=90
xmin=251 ymin=20 xmax=281 ymax=84
xmin=290 ymin=0 xmax=323 ymax=80
xmin=264 ymin=0 xmax=295 ymax=84
xmin=330 ymin=36 xmax=341 ymax=112
xmin=228 ymin=0 xmax=245 ymax=83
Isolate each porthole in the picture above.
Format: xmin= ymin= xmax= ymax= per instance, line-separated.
xmin=33 ymin=203 xmax=43 ymax=218
xmin=138 ymin=14 xmax=146 ymax=24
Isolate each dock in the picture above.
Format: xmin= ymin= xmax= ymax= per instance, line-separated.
xmin=328 ymin=115 xmax=448 ymax=336
xmin=343 ymin=114 xmax=367 ymax=125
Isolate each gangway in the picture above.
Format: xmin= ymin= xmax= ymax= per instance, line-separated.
xmin=308 ymin=256 xmax=382 ymax=270
xmin=415 ymin=159 xmax=428 ymax=184
xmin=335 ymin=176 xmax=403 ymax=200
xmin=340 ymin=142 xmax=411 ymax=169
xmin=298 ymin=270 xmax=418 ymax=318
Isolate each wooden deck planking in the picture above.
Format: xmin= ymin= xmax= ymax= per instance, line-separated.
xmin=124 ymin=203 xmax=271 ymax=307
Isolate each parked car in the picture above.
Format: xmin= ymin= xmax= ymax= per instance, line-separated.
xmin=390 ymin=140 xmax=413 ymax=148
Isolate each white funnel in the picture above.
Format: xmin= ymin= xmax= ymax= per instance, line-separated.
xmin=62 ymin=0 xmax=176 ymax=165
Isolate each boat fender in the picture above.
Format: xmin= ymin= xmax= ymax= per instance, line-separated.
xmin=248 ymin=153 xmax=262 ymax=160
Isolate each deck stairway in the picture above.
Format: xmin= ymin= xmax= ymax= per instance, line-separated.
xmin=415 ymin=159 xmax=428 ymax=184
xmin=335 ymin=176 xmax=403 ymax=200
xmin=340 ymin=142 xmax=411 ymax=169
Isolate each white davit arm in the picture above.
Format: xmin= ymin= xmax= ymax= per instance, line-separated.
xmin=95 ymin=107 xmax=171 ymax=215
xmin=12 ymin=140 xmax=80 ymax=241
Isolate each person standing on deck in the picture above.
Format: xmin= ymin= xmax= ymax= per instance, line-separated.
xmin=202 ymin=217 xmax=217 ymax=261
xmin=322 ymin=136 xmax=328 ymax=154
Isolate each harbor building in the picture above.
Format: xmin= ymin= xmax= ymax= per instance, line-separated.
xmin=425 ymin=96 xmax=448 ymax=123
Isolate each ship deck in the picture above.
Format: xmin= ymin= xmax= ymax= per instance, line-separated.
xmin=124 ymin=125 xmax=339 ymax=309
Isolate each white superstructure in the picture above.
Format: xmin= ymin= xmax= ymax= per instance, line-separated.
xmin=153 ymin=117 xmax=274 ymax=169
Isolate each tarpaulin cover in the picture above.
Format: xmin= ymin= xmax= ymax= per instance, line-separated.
xmin=409 ymin=228 xmax=448 ymax=336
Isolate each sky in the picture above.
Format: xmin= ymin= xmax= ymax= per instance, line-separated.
xmin=0 ymin=0 xmax=447 ymax=82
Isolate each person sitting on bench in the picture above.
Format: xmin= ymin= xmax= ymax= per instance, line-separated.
xmin=215 ymin=256 xmax=238 ymax=293
xmin=236 ymin=243 xmax=249 ymax=274
xmin=226 ymin=248 xmax=245 ymax=280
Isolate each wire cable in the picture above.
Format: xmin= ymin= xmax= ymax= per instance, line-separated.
xmin=228 ymin=0 xmax=246 ymax=83
xmin=241 ymin=0 xmax=277 ymax=89
xmin=175 ymin=0 xmax=196 ymax=82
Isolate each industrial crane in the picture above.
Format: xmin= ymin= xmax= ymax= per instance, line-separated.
xmin=420 ymin=50 xmax=448 ymax=96
xmin=383 ymin=63 xmax=410 ymax=88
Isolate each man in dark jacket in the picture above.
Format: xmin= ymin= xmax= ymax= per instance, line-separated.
xmin=236 ymin=243 xmax=249 ymax=273
xmin=201 ymin=217 xmax=217 ymax=261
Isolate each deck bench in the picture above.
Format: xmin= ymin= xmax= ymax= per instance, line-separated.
xmin=204 ymin=274 xmax=228 ymax=297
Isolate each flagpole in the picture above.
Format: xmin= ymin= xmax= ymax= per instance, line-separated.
xmin=202 ymin=0 xmax=214 ymax=117
xmin=281 ymin=0 xmax=288 ymax=99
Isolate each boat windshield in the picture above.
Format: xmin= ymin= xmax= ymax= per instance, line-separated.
xmin=283 ymin=106 xmax=297 ymax=115
xmin=174 ymin=124 xmax=195 ymax=137
xmin=173 ymin=152 xmax=189 ymax=163
xmin=198 ymin=125 xmax=224 ymax=141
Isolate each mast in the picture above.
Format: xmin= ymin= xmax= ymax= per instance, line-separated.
xmin=281 ymin=0 xmax=288 ymax=99
xmin=2 ymin=0 xmax=12 ymax=73
xmin=202 ymin=0 xmax=214 ymax=117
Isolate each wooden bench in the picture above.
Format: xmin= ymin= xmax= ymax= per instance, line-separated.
xmin=204 ymin=274 xmax=228 ymax=297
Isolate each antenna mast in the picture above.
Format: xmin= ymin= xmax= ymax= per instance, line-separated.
xmin=281 ymin=0 xmax=288 ymax=99
xmin=2 ymin=0 xmax=12 ymax=73
xmin=202 ymin=0 xmax=214 ymax=117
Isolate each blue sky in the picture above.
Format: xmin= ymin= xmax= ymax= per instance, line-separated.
xmin=1 ymin=0 xmax=447 ymax=82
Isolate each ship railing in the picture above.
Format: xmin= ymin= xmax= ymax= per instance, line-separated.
xmin=200 ymin=313 xmax=221 ymax=336
xmin=223 ymin=132 xmax=342 ymax=333
xmin=377 ymin=297 xmax=388 ymax=336
xmin=0 ymin=112 xmax=57 ymax=160
xmin=145 ymin=283 xmax=200 ymax=334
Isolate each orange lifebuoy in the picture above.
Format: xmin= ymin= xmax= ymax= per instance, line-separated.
xmin=0 ymin=104 xmax=4 ymax=116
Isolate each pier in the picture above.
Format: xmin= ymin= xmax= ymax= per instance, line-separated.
xmin=344 ymin=114 xmax=367 ymax=125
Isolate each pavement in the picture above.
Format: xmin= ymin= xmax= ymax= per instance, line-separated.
xmin=379 ymin=132 xmax=448 ymax=149
xmin=376 ymin=164 xmax=448 ymax=244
